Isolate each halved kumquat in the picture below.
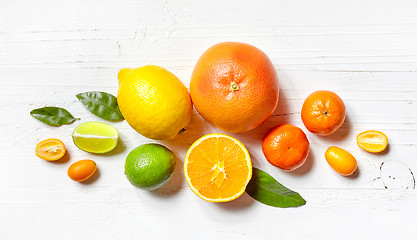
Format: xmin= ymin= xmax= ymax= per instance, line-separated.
xmin=36 ymin=138 xmax=66 ymax=161
xmin=356 ymin=130 xmax=388 ymax=153
xmin=184 ymin=133 xmax=252 ymax=202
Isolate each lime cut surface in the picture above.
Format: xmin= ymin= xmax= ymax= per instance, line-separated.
xmin=72 ymin=122 xmax=119 ymax=154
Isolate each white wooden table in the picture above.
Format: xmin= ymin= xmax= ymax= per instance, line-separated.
xmin=1 ymin=0 xmax=416 ymax=239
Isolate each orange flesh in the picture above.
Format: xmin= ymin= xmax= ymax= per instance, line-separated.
xmin=185 ymin=135 xmax=252 ymax=202
xmin=36 ymin=139 xmax=66 ymax=161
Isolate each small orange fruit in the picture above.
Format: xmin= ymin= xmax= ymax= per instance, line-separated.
xmin=262 ymin=124 xmax=310 ymax=171
xmin=67 ymin=160 xmax=97 ymax=182
xmin=301 ymin=90 xmax=346 ymax=136
xmin=184 ymin=133 xmax=252 ymax=202
xmin=35 ymin=138 xmax=66 ymax=161
xmin=356 ymin=130 xmax=388 ymax=153
xmin=325 ymin=146 xmax=357 ymax=176
xmin=190 ymin=42 xmax=279 ymax=133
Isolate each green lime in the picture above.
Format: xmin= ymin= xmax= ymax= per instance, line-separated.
xmin=72 ymin=121 xmax=119 ymax=154
xmin=125 ymin=143 xmax=176 ymax=190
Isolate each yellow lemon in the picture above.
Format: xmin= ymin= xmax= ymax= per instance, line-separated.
xmin=117 ymin=65 xmax=192 ymax=140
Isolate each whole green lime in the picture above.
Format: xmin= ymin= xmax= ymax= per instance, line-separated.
xmin=125 ymin=143 xmax=176 ymax=190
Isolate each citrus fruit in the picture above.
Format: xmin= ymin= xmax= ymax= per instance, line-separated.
xmin=35 ymin=138 xmax=66 ymax=161
xmin=68 ymin=159 xmax=97 ymax=182
xmin=117 ymin=65 xmax=192 ymax=140
xmin=125 ymin=143 xmax=176 ymax=190
xmin=356 ymin=130 xmax=388 ymax=153
xmin=184 ymin=133 xmax=252 ymax=202
xmin=301 ymin=90 xmax=346 ymax=136
xmin=72 ymin=122 xmax=118 ymax=154
xmin=117 ymin=68 xmax=132 ymax=85
xmin=262 ymin=124 xmax=310 ymax=171
xmin=325 ymin=146 xmax=357 ymax=176
xmin=190 ymin=42 xmax=279 ymax=133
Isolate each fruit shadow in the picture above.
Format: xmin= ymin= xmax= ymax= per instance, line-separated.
xmin=316 ymin=115 xmax=352 ymax=144
xmin=214 ymin=192 xmax=255 ymax=211
xmin=150 ymin=111 xmax=211 ymax=198
xmin=149 ymin=156 xmax=185 ymax=197
xmin=287 ymin=148 xmax=315 ymax=176
xmin=235 ymin=89 xmax=298 ymax=144
xmin=160 ymin=110 xmax=207 ymax=149
xmin=81 ymin=168 xmax=101 ymax=185
xmin=374 ymin=143 xmax=390 ymax=156
xmin=51 ymin=150 xmax=70 ymax=164
xmin=347 ymin=167 xmax=360 ymax=179
xmin=100 ymin=138 xmax=126 ymax=157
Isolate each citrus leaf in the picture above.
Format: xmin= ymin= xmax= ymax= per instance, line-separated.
xmin=76 ymin=91 xmax=124 ymax=121
xmin=246 ymin=168 xmax=306 ymax=208
xmin=30 ymin=107 xmax=79 ymax=126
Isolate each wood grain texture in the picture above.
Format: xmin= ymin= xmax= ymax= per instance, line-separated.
xmin=1 ymin=0 xmax=416 ymax=239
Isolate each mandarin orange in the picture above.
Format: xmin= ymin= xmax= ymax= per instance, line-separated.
xmin=262 ymin=124 xmax=310 ymax=171
xmin=301 ymin=90 xmax=346 ymax=136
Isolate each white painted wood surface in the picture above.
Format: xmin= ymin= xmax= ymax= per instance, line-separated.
xmin=1 ymin=0 xmax=417 ymax=239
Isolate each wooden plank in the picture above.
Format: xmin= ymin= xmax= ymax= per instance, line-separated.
xmin=1 ymin=0 xmax=417 ymax=239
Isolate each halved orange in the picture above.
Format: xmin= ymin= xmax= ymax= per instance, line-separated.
xmin=356 ymin=130 xmax=388 ymax=153
xmin=36 ymin=138 xmax=66 ymax=161
xmin=184 ymin=133 xmax=252 ymax=202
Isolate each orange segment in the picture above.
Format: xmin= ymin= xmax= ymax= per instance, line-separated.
xmin=35 ymin=139 xmax=66 ymax=161
xmin=356 ymin=130 xmax=388 ymax=153
xmin=184 ymin=133 xmax=252 ymax=202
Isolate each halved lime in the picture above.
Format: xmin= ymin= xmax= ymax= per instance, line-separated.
xmin=72 ymin=122 xmax=119 ymax=154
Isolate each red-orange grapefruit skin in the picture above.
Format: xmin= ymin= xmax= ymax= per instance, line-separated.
xmin=190 ymin=42 xmax=279 ymax=133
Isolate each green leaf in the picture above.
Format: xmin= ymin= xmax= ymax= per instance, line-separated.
xmin=246 ymin=168 xmax=306 ymax=208
xmin=76 ymin=91 xmax=124 ymax=121
xmin=30 ymin=107 xmax=79 ymax=126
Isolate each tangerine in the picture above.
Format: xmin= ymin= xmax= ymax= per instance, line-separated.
xmin=262 ymin=124 xmax=310 ymax=171
xmin=301 ymin=90 xmax=346 ymax=136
